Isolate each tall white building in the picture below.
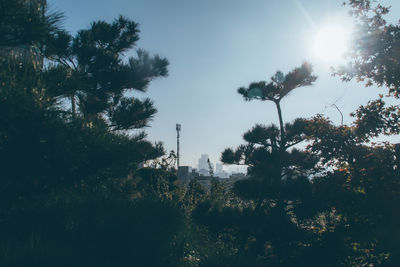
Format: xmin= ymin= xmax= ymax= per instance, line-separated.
xmin=198 ymin=154 xmax=209 ymax=175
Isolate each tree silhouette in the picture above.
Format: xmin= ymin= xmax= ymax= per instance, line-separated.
xmin=43 ymin=16 xmax=168 ymax=130
xmin=192 ymin=63 xmax=320 ymax=265
xmin=237 ymin=62 xmax=316 ymax=147
xmin=301 ymin=2 xmax=400 ymax=264
xmin=0 ymin=2 xmax=187 ymax=266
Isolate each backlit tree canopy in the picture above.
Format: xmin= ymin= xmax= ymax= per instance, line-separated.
xmin=337 ymin=0 xmax=400 ymax=96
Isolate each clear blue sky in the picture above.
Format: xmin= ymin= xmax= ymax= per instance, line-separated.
xmin=49 ymin=0 xmax=400 ymax=168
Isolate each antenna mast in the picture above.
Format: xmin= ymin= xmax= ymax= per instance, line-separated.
xmin=176 ymin=123 xmax=181 ymax=170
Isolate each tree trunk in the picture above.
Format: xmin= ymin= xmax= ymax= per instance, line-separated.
xmin=274 ymin=100 xmax=285 ymax=150
xmin=71 ymin=95 xmax=76 ymax=117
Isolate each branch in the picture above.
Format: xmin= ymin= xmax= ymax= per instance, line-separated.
xmin=285 ymin=139 xmax=305 ymax=149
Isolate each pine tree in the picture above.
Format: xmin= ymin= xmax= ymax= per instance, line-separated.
xmin=0 ymin=2 xmax=186 ymax=266
xmin=195 ymin=63 xmax=320 ymax=265
xmin=43 ymin=15 xmax=168 ymax=130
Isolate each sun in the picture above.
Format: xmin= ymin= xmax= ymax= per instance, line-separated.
xmin=313 ymin=24 xmax=352 ymax=63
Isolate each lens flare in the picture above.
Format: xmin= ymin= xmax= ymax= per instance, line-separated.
xmin=313 ymin=25 xmax=352 ymax=63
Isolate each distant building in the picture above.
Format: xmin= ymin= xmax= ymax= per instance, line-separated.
xmin=216 ymin=171 xmax=229 ymax=179
xmin=215 ymin=163 xmax=223 ymax=174
xmin=229 ymin=173 xmax=247 ymax=180
xmin=178 ymin=166 xmax=191 ymax=184
xmin=215 ymin=163 xmax=228 ymax=178
xmin=198 ymin=168 xmax=209 ymax=176
xmin=198 ymin=154 xmax=209 ymax=171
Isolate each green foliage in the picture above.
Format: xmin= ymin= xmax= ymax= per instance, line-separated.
xmin=148 ymin=150 xmax=177 ymax=172
xmin=337 ymin=0 xmax=400 ymax=96
xmin=322 ymin=4 xmax=400 ymax=262
xmin=213 ymin=32 xmax=400 ymax=264
xmin=352 ymin=99 xmax=400 ymax=138
xmin=237 ymin=62 xmax=316 ymax=148
xmin=305 ymin=114 xmax=400 ymax=266
xmin=202 ymin=64 xmax=320 ymax=265
xmin=108 ymin=97 xmax=157 ymax=130
xmin=238 ymin=62 xmax=317 ymax=102
xmin=0 ymin=0 xmax=63 ymax=47
xmin=133 ymin=167 xmax=178 ymax=200
xmin=0 ymin=56 xmax=164 ymax=200
xmin=3 ymin=1 xmax=400 ymax=266
xmin=0 ymin=197 xmax=185 ymax=267
xmin=43 ymin=15 xmax=168 ymax=130
xmin=0 ymin=2 xmax=188 ymax=266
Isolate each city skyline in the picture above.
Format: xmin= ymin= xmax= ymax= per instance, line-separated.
xmin=194 ymin=154 xmax=246 ymax=175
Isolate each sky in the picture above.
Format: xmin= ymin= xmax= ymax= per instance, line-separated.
xmin=48 ymin=0 xmax=400 ymax=169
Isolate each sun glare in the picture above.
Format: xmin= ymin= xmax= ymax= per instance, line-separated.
xmin=313 ymin=24 xmax=352 ymax=63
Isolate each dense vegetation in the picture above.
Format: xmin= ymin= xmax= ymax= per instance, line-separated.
xmin=1 ymin=0 xmax=399 ymax=266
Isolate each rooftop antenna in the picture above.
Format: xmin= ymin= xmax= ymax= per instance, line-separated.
xmin=176 ymin=123 xmax=181 ymax=170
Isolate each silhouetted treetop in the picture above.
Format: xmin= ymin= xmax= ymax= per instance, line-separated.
xmin=74 ymin=16 xmax=140 ymax=54
xmin=236 ymin=63 xmax=316 ymax=149
xmin=238 ymin=62 xmax=317 ymax=102
xmin=42 ymin=15 xmax=168 ymax=131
